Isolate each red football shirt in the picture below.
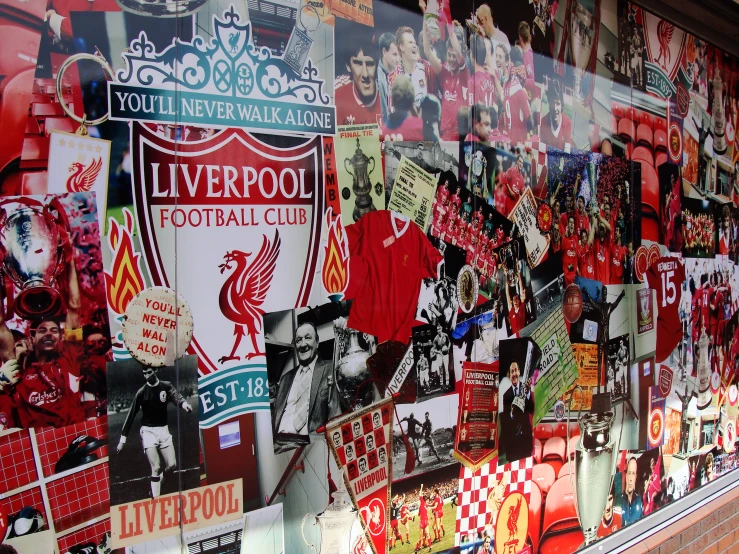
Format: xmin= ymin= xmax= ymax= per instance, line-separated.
xmin=439 ymin=65 xmax=470 ymax=140
xmin=15 ymin=342 xmax=85 ymax=429
xmin=509 ymin=303 xmax=527 ymax=335
xmin=468 ymin=71 xmax=497 ymax=108
xmin=347 ymin=211 xmax=443 ymax=343
xmin=335 ymin=77 xmax=381 ymax=126
xmin=594 ymin=236 xmax=611 ymax=284
xmin=433 ymin=495 xmax=443 ymax=515
xmin=645 ymin=257 xmax=686 ymax=363
xmin=503 ymin=165 xmax=525 ymax=216
xmin=597 ymin=511 xmax=623 ymax=538
xmin=562 ymin=235 xmax=578 ymax=285
xmin=610 ymin=244 xmax=627 ymax=284
xmin=578 ymin=242 xmax=595 ymax=279
xmin=540 ymin=113 xmax=573 ymax=150
xmin=381 ymin=115 xmax=424 ymax=141
xmin=503 ymin=82 xmax=531 ymax=143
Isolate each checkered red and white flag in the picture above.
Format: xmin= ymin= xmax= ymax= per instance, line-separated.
xmin=325 ymin=397 xmax=394 ymax=554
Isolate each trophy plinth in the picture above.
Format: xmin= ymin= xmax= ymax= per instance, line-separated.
xmin=344 ymin=139 xmax=377 ymax=222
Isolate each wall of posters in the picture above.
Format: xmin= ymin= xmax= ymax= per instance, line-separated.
xmin=1 ymin=0 xmax=739 ymax=552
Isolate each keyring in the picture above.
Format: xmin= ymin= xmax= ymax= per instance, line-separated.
xmin=55 ymin=51 xmax=115 ymax=130
xmin=298 ymin=4 xmax=321 ymax=33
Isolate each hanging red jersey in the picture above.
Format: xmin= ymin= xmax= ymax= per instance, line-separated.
xmin=645 ymin=257 xmax=686 ymax=363
xmin=347 ymin=211 xmax=443 ymax=344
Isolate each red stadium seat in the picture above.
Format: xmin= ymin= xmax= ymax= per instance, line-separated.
xmin=612 ymin=103 xmax=624 ymax=119
xmin=655 ymin=150 xmax=668 ymax=167
xmin=533 ymin=462 xmax=556 ymax=497
xmin=558 ymin=460 xmax=573 ymax=479
xmin=539 ymin=476 xmax=583 ymax=554
xmin=0 ymin=67 xmax=34 ymax=176
xmin=21 ymin=171 xmax=47 ymax=195
xmin=31 ymin=101 xmax=64 ymax=117
xmin=534 ymin=438 xmax=543 ymax=464
xmin=610 ymin=115 xmax=619 ymax=135
xmin=631 ymin=145 xmax=654 ymax=167
xmin=535 ymin=423 xmax=554 ymax=441
xmin=542 ymin=436 xmax=566 ymax=476
xmin=618 ymin=118 xmax=636 ymax=143
xmin=654 ymin=116 xmax=667 ymax=131
xmin=553 ymin=423 xmax=568 ymax=438
xmin=636 ymin=123 xmax=654 ymax=148
xmin=654 ymin=128 xmax=667 ymax=151
xmin=43 ymin=116 xmax=77 ymax=136
xmin=569 ymin=423 xmax=580 ymax=438
xmin=640 ymin=111 xmax=655 ymax=129
xmin=641 ymin=213 xmax=661 ymax=242
xmin=528 ymin=482 xmax=543 ymax=554
xmin=640 ymin=161 xmax=660 ymax=216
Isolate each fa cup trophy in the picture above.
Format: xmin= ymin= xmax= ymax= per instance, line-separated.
xmin=567 ymin=387 xmax=620 ymax=547
xmin=344 ymin=138 xmax=378 ymax=222
xmin=302 ymin=480 xmax=358 ymax=554
xmin=0 ymin=204 xmax=70 ymax=320
xmin=569 ymin=1 xmax=596 ymax=103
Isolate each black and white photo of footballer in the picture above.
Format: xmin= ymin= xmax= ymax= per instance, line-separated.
xmin=413 ymin=323 xmax=454 ymax=401
xmin=107 ymin=356 xmax=200 ymax=506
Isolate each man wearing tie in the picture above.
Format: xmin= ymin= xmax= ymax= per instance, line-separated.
xmin=273 ymin=321 xmax=341 ymax=452
xmin=498 ymin=361 xmax=534 ymax=463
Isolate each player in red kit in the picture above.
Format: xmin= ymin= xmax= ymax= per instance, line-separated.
xmin=610 ymin=226 xmax=628 ymax=284
xmin=506 ymin=267 xmax=528 ymax=335
xmin=382 ymin=75 xmax=424 ymax=141
xmin=646 ymin=257 xmax=686 ymax=363
xmin=424 ymin=20 xmax=469 ymax=140
xmin=593 ymin=213 xmax=612 ymax=285
xmin=504 ymin=47 xmax=534 ymax=143
xmin=578 ymin=227 xmax=595 ymax=280
xmin=430 ymin=488 xmax=445 ymax=542
xmin=335 ymin=35 xmax=381 ymax=126
xmin=468 ymin=35 xmax=502 ymax=112
xmin=502 ymin=155 xmax=526 ymax=216
xmin=562 ymin=216 xmax=579 ymax=286
xmin=415 ymin=484 xmax=431 ymax=552
xmin=389 ymin=495 xmax=406 ymax=548
xmin=540 ymin=78 xmax=572 ymax=149
xmin=8 ymin=260 xmax=88 ymax=429
xmin=399 ymin=498 xmax=412 ymax=545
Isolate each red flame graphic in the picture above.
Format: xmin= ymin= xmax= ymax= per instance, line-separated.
xmin=321 ymin=208 xmax=349 ymax=298
xmin=105 ymin=208 xmax=146 ymax=314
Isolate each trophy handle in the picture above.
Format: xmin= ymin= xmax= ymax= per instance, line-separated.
xmin=566 ymin=386 xmax=584 ymax=523
xmin=301 ymin=513 xmax=320 ymax=553
xmin=368 ymin=156 xmax=376 ymax=176
xmin=344 ymin=159 xmax=355 ymax=179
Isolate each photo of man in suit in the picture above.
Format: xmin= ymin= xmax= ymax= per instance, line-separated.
xmin=273 ymin=321 xmax=341 ymax=453
xmin=497 ymin=361 xmax=534 ymax=463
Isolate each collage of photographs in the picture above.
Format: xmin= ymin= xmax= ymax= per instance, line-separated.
xmin=0 ymin=0 xmax=738 ymax=552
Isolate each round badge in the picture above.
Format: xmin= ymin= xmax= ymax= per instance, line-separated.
xmin=729 ymin=385 xmax=738 ymax=407
xmin=648 ymin=408 xmax=664 ymax=447
xmin=342 ymin=187 xmax=351 ymax=200
xmin=710 ymin=371 xmax=721 ymax=394
xmin=648 ymin=244 xmax=661 ymax=270
xmin=122 ymin=287 xmax=194 ymax=367
xmin=537 ymin=202 xmax=553 ymax=233
xmin=456 ymin=265 xmax=478 ymax=314
xmin=562 ymin=284 xmax=583 ymax=324
xmin=553 ymin=399 xmax=566 ymax=421
xmin=362 ymin=498 xmax=386 ymax=536
xmin=634 ymin=245 xmax=648 ymax=282
xmin=668 ymin=124 xmax=683 ymax=162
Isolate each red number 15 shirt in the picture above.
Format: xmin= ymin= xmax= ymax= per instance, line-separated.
xmin=645 ymin=256 xmax=686 ymax=363
xmin=347 ymin=211 xmax=443 ymax=344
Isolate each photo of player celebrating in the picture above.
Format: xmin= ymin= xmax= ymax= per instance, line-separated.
xmin=107 ymin=356 xmax=200 ymax=506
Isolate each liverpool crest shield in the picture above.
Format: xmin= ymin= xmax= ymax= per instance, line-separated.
xmin=131 ymin=123 xmax=324 ymax=426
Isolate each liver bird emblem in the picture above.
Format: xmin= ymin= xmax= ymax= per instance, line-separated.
xmin=66 ymin=157 xmax=103 ymax=192
xmin=655 ymin=20 xmax=674 ymax=69
xmin=507 ymin=495 xmax=523 ymax=538
xmin=217 ymin=230 xmax=281 ymax=363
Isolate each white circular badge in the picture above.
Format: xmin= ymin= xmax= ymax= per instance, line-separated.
xmin=710 ymin=371 xmax=721 ymax=395
xmin=122 ymin=287 xmax=194 ymax=367
xmin=729 ymin=385 xmax=739 ymax=407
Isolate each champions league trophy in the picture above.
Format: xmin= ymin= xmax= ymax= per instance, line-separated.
xmin=302 ymin=480 xmax=358 ymax=554
xmin=345 ymin=139 xmax=378 ymax=222
xmin=567 ymin=387 xmax=621 ymax=547
xmin=502 ymin=241 xmax=520 ymax=287
xmin=569 ymin=1 xmax=596 ymax=103
xmin=466 ymin=150 xmax=487 ymax=197
xmin=512 ymin=340 xmax=537 ymax=413
xmin=0 ymin=206 xmax=69 ymax=320
xmin=696 ymin=328 xmax=712 ymax=409
xmin=422 ymin=0 xmax=442 ymax=42
xmin=712 ymin=70 xmax=727 ymax=155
